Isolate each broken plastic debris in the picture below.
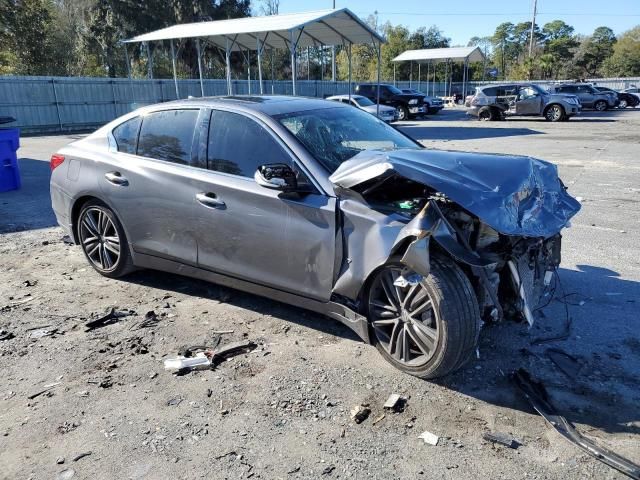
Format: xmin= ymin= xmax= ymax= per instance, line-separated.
xmin=418 ymin=430 xmax=439 ymax=446
xmin=164 ymin=352 xmax=212 ymax=371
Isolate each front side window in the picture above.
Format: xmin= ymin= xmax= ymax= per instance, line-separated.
xmin=137 ymin=109 xmax=199 ymax=165
xmin=519 ymin=87 xmax=537 ymax=99
xmin=277 ymin=107 xmax=419 ymax=173
xmin=112 ymin=116 xmax=141 ymax=154
xmin=207 ymin=110 xmax=290 ymax=178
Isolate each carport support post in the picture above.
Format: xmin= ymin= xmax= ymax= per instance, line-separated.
xmin=418 ymin=62 xmax=421 ymax=91
xmin=170 ymin=39 xmax=179 ymax=99
xmin=196 ymin=38 xmax=204 ymax=97
xmin=289 ymin=29 xmax=298 ymax=96
xmin=225 ymin=38 xmax=232 ymax=96
xmin=426 ymin=61 xmax=430 ymax=95
xmin=410 ymin=61 xmax=412 ymax=88
xmin=123 ymin=43 xmax=131 ymax=79
xmin=247 ymin=50 xmax=251 ymax=95
xmin=393 ymin=63 xmax=396 ymax=86
xmin=347 ymin=42 xmax=352 ymax=102
xmin=462 ymin=58 xmax=468 ymax=100
xmin=376 ymin=41 xmax=381 ymax=117
xmin=257 ymin=37 xmax=264 ymax=95
xmin=145 ymin=42 xmax=153 ymax=79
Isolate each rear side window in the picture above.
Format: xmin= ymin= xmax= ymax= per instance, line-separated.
xmin=559 ymin=86 xmax=578 ymax=93
xmin=207 ymin=110 xmax=289 ymax=178
xmin=112 ymin=116 xmax=141 ymax=154
xmin=481 ymin=87 xmax=497 ymax=96
xmin=137 ymin=109 xmax=199 ymax=165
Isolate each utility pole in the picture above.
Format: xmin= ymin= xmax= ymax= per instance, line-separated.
xmin=529 ymin=0 xmax=537 ymax=56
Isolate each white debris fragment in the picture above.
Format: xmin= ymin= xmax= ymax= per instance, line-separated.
xmin=163 ymin=352 xmax=211 ymax=371
xmin=383 ymin=394 xmax=402 ymax=410
xmin=418 ymin=430 xmax=439 ymax=446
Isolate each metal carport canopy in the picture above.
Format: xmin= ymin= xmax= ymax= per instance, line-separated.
xmin=392 ymin=47 xmax=485 ymax=100
xmin=123 ymin=8 xmax=385 ymax=101
xmin=392 ymin=46 xmax=485 ymax=64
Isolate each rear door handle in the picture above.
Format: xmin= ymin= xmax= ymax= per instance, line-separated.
xmin=196 ymin=192 xmax=226 ymax=209
xmin=105 ymin=171 xmax=128 ymax=186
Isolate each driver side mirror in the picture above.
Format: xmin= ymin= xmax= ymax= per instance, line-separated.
xmin=254 ymin=163 xmax=298 ymax=192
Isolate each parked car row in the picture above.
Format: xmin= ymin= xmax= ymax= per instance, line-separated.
xmin=326 ymin=85 xmax=445 ymax=122
xmin=466 ymin=82 xmax=639 ymax=122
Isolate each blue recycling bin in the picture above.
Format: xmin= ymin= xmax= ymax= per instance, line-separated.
xmin=0 ymin=127 xmax=21 ymax=193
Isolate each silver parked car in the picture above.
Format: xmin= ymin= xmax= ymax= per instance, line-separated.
xmin=548 ymin=83 xmax=616 ymax=111
xmin=326 ymin=94 xmax=398 ymax=122
xmin=467 ymin=83 xmax=581 ymax=121
xmin=50 ymin=96 xmax=580 ymax=379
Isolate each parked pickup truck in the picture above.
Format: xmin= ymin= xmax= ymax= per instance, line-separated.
xmin=400 ymin=88 xmax=445 ymax=114
xmin=467 ymin=83 xmax=581 ymax=122
xmin=355 ymin=84 xmax=427 ymax=120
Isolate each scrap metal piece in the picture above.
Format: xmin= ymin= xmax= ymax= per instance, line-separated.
xmin=383 ymin=393 xmax=407 ymax=412
xmin=513 ymin=368 xmax=640 ymax=480
xmin=546 ymin=348 xmax=582 ymax=380
xmin=483 ymin=431 xmax=519 ymax=449
xmin=85 ymin=308 xmax=131 ymax=331
xmin=350 ymin=404 xmax=371 ymax=424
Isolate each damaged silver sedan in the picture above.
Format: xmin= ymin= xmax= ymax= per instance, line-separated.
xmin=50 ymin=96 xmax=580 ymax=379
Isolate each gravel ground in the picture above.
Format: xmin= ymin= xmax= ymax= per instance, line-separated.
xmin=1 ymin=108 xmax=639 ymax=480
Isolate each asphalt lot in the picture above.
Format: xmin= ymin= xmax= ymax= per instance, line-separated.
xmin=1 ymin=108 xmax=639 ymax=479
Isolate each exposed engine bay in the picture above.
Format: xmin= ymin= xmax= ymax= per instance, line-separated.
xmin=329 ymin=148 xmax=580 ymax=327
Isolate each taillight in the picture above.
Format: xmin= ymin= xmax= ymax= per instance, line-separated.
xmin=50 ymin=154 xmax=65 ymax=171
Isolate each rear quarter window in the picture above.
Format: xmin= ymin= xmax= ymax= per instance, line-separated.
xmin=112 ymin=116 xmax=141 ymax=154
xmin=137 ymin=109 xmax=199 ymax=165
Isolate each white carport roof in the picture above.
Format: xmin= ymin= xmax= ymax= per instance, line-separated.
xmin=124 ymin=8 xmax=385 ymax=51
xmin=393 ymin=46 xmax=485 ymax=64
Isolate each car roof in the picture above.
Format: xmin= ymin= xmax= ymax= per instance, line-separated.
xmin=327 ymin=94 xmax=365 ymax=100
xmin=146 ymin=95 xmax=346 ymax=117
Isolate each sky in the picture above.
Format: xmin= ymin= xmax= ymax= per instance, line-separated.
xmin=271 ymin=0 xmax=640 ymax=45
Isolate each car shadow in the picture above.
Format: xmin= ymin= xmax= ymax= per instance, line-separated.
xmin=436 ymin=265 xmax=640 ymax=436
xmin=119 ymin=269 xmax=363 ymax=343
xmin=0 ymin=157 xmax=57 ymax=233
xmin=399 ymin=125 xmax=544 ymax=141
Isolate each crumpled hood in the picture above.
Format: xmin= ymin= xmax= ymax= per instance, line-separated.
xmin=329 ymin=148 xmax=581 ymax=238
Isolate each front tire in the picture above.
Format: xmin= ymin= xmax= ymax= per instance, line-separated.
xmin=397 ymin=105 xmax=409 ymax=121
xmin=366 ymin=257 xmax=481 ymax=379
xmin=78 ymin=201 xmax=135 ymax=278
xmin=544 ymin=104 xmax=565 ymax=122
xmin=618 ymin=99 xmax=628 ymax=109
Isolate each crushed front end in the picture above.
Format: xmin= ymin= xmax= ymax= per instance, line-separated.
xmin=329 ymin=148 xmax=581 ymax=327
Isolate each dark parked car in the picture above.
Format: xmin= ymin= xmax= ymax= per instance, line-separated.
xmin=548 ymin=83 xmax=616 ymax=110
xmin=50 ymin=96 xmax=580 ymax=379
xmin=595 ymin=87 xmax=639 ymax=108
xmin=400 ymin=88 xmax=444 ymax=114
xmin=355 ymin=84 xmax=427 ymax=120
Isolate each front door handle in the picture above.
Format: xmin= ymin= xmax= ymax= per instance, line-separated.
xmin=196 ymin=192 xmax=226 ymax=209
xmin=105 ymin=171 xmax=128 ymax=186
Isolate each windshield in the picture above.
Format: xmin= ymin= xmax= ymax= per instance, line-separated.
xmin=387 ymin=85 xmax=404 ymax=95
xmin=354 ymin=96 xmax=375 ymax=107
xmin=277 ymin=107 xmax=420 ymax=173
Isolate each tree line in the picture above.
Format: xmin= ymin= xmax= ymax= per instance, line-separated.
xmin=1 ymin=0 xmax=639 ymax=82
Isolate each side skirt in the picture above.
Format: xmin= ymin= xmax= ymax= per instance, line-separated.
xmin=132 ymin=252 xmax=370 ymax=344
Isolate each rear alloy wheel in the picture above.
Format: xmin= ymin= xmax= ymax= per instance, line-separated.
xmin=594 ymin=100 xmax=608 ymax=111
xmin=367 ymin=257 xmax=481 ymax=379
xmin=78 ymin=201 xmax=134 ymax=278
xmin=545 ymin=104 xmax=565 ymax=122
xmin=397 ymin=105 xmax=409 ymax=121
xmin=618 ymin=99 xmax=628 ymax=109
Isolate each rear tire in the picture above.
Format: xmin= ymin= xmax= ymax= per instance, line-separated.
xmin=366 ymin=256 xmax=481 ymax=379
xmin=594 ymin=100 xmax=608 ymax=111
xmin=618 ymin=99 xmax=628 ymax=109
xmin=477 ymin=107 xmax=494 ymax=121
xmin=78 ymin=200 xmax=135 ymax=278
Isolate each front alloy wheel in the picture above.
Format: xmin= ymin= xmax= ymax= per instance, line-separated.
xmin=397 ymin=106 xmax=409 ymax=121
xmin=545 ymin=104 xmax=564 ymax=122
xmin=367 ymin=258 xmax=481 ymax=379
xmin=618 ymin=99 xmax=628 ymax=109
xmin=78 ymin=201 xmax=134 ymax=278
